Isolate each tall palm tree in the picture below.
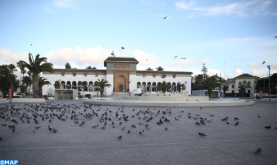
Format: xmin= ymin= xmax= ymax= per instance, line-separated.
xmin=17 ymin=53 xmax=54 ymax=98
xmin=38 ymin=77 xmax=51 ymax=97
xmin=204 ymin=76 xmax=220 ymax=98
xmin=158 ymin=81 xmax=171 ymax=93
xmin=156 ymin=66 xmax=164 ymax=71
xmin=146 ymin=67 xmax=153 ymax=71
xmin=19 ymin=66 xmax=26 ymax=81
xmin=94 ymin=79 xmax=111 ymax=97
xmin=65 ymin=63 xmax=71 ymax=69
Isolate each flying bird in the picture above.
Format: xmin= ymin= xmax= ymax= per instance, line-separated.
xmin=30 ymin=44 xmax=32 ymax=46
xmin=164 ymin=16 xmax=167 ymax=19
xmin=181 ymin=58 xmax=186 ymax=60
xmin=174 ymin=56 xmax=177 ymax=58
xmin=275 ymin=36 xmax=277 ymax=39
xmin=262 ymin=61 xmax=265 ymax=64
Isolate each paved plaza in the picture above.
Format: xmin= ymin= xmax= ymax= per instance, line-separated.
xmin=0 ymin=100 xmax=276 ymax=165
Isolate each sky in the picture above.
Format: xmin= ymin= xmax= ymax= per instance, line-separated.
xmin=0 ymin=0 xmax=277 ymax=80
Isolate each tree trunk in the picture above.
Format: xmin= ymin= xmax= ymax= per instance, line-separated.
xmin=101 ymin=87 xmax=104 ymax=97
xmin=33 ymin=74 xmax=39 ymax=98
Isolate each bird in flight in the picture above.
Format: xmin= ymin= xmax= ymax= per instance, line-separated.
xmin=275 ymin=36 xmax=277 ymax=39
xmin=164 ymin=16 xmax=167 ymax=19
xmin=181 ymin=58 xmax=186 ymax=60
xmin=262 ymin=61 xmax=265 ymax=64
xmin=30 ymin=44 xmax=32 ymax=46
xmin=203 ymin=63 xmax=205 ymax=65
xmin=146 ymin=59 xmax=148 ymax=61
xmin=174 ymin=56 xmax=177 ymax=58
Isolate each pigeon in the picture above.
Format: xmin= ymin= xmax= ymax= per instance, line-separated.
xmin=234 ymin=117 xmax=239 ymax=120
xmin=132 ymin=124 xmax=136 ymax=128
xmin=1 ymin=124 xmax=6 ymax=126
xmin=33 ymin=128 xmax=36 ymax=133
xmin=12 ymin=127 xmax=15 ymax=132
xmin=35 ymin=126 xmax=41 ymax=129
xmin=235 ymin=122 xmax=239 ymax=126
xmin=200 ymin=120 xmax=205 ymax=125
xmin=226 ymin=121 xmax=229 ymax=124
xmin=257 ymin=114 xmax=260 ymax=118
xmin=207 ymin=119 xmax=212 ymax=122
xmin=101 ymin=126 xmax=106 ymax=129
xmin=49 ymin=120 xmax=51 ymax=123
xmin=139 ymin=130 xmax=144 ymax=134
xmin=122 ymin=126 xmax=125 ymax=130
xmin=118 ymin=135 xmax=122 ymax=139
xmin=0 ymin=137 xmax=2 ymax=140
xmin=174 ymin=56 xmax=177 ymax=58
xmin=198 ymin=132 xmax=207 ymax=136
xmin=210 ymin=114 xmax=214 ymax=117
xmin=92 ymin=124 xmax=98 ymax=128
xmin=181 ymin=58 xmax=186 ymax=59
xmin=175 ymin=117 xmax=179 ymax=121
xmin=165 ymin=127 xmax=168 ymax=131
xmin=200 ymin=107 xmax=202 ymax=110
xmin=254 ymin=148 xmax=262 ymax=154
xmin=196 ymin=122 xmax=201 ymax=125
xmin=79 ymin=121 xmax=85 ymax=126
xmin=164 ymin=16 xmax=167 ymax=19
xmin=128 ymin=130 xmax=130 ymax=133
xmin=264 ymin=126 xmax=271 ymax=129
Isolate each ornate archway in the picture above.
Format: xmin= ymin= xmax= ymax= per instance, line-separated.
xmin=116 ymin=75 xmax=126 ymax=92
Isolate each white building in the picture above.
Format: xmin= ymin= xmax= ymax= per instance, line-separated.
xmin=42 ymin=57 xmax=192 ymax=96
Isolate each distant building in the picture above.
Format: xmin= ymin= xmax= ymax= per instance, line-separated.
xmin=222 ymin=73 xmax=260 ymax=94
xmin=42 ymin=57 xmax=193 ymax=96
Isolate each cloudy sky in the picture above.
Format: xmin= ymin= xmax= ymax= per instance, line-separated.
xmin=0 ymin=0 xmax=276 ymax=79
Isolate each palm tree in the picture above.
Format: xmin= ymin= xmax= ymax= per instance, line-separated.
xmin=54 ymin=81 xmax=60 ymax=89
xmin=7 ymin=74 xmax=17 ymax=92
xmin=156 ymin=66 xmax=164 ymax=71
xmin=94 ymin=79 xmax=111 ymax=97
xmin=157 ymin=81 xmax=171 ymax=93
xmin=180 ymin=84 xmax=186 ymax=94
xmin=19 ymin=66 xmax=26 ymax=81
xmin=146 ymin=67 xmax=153 ymax=71
xmin=223 ymin=85 xmax=229 ymax=97
xmin=95 ymin=87 xmax=101 ymax=97
xmin=203 ymin=76 xmax=220 ymax=98
xmin=65 ymin=63 xmax=71 ymax=69
xmin=238 ymin=84 xmax=246 ymax=97
xmin=17 ymin=53 xmax=54 ymax=98
xmin=22 ymin=76 xmax=32 ymax=92
xmin=38 ymin=77 xmax=51 ymax=97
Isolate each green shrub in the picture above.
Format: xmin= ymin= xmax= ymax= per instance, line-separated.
xmin=85 ymin=94 xmax=91 ymax=98
xmin=78 ymin=95 xmax=83 ymax=98
xmin=17 ymin=92 xmax=21 ymax=95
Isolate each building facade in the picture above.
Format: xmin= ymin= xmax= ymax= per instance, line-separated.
xmin=42 ymin=57 xmax=193 ymax=96
xmin=222 ymin=73 xmax=260 ymax=94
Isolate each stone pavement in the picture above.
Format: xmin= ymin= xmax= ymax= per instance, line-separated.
xmin=0 ymin=100 xmax=276 ymax=165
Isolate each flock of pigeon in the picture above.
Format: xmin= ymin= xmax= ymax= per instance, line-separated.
xmin=0 ymin=102 xmax=276 ymax=155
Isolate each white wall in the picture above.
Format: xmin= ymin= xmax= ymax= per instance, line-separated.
xmin=129 ymin=74 xmax=137 ymax=93
xmin=105 ymin=73 xmax=113 ymax=96
xmin=41 ymin=73 xmax=106 ymax=96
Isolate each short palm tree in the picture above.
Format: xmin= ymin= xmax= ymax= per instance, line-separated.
xmin=146 ymin=67 xmax=153 ymax=71
xmin=156 ymin=66 xmax=164 ymax=71
xmin=238 ymin=84 xmax=246 ymax=97
xmin=204 ymin=76 xmax=220 ymax=98
xmin=95 ymin=87 xmax=101 ymax=97
xmin=22 ymin=76 xmax=32 ymax=92
xmin=17 ymin=53 xmax=54 ymax=98
xmin=158 ymin=81 xmax=171 ymax=93
xmin=180 ymin=84 xmax=186 ymax=94
xmin=94 ymin=79 xmax=111 ymax=97
xmin=223 ymin=85 xmax=229 ymax=97
xmin=38 ymin=77 xmax=51 ymax=97
xmin=54 ymin=81 xmax=60 ymax=89
xmin=65 ymin=63 xmax=71 ymax=69
xmin=7 ymin=74 xmax=17 ymax=92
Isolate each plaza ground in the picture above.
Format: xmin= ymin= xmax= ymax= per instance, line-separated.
xmin=0 ymin=100 xmax=276 ymax=165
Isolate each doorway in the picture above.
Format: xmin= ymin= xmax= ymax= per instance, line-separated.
xmin=119 ymin=85 xmax=123 ymax=92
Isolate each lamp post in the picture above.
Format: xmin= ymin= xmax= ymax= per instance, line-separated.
xmin=262 ymin=61 xmax=265 ymax=96
xmin=267 ymin=65 xmax=271 ymax=101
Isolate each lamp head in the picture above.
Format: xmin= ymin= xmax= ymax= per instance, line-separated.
xmin=267 ymin=65 xmax=271 ymax=69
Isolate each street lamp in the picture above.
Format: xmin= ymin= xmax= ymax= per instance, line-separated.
xmin=267 ymin=65 xmax=271 ymax=101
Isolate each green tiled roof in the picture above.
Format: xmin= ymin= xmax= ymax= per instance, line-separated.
xmin=45 ymin=69 xmax=106 ymax=72
xmin=233 ymin=73 xmax=260 ymax=79
xmin=104 ymin=57 xmax=139 ymax=66
xmin=137 ymin=70 xmax=192 ymax=74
